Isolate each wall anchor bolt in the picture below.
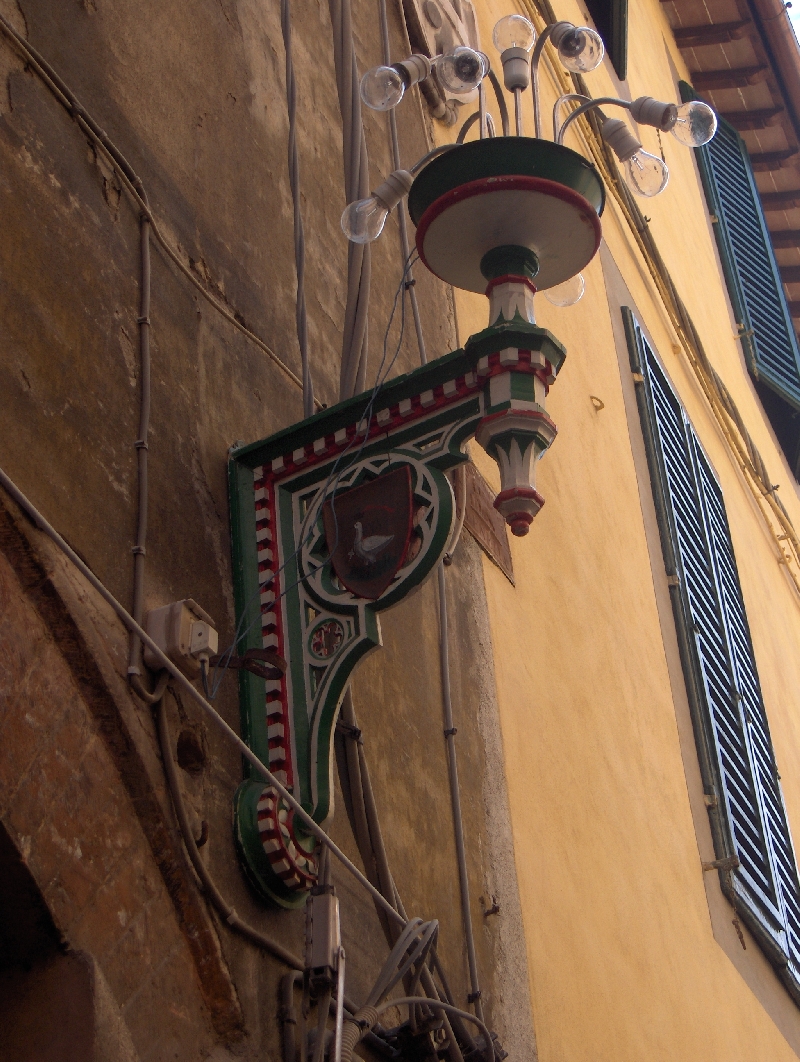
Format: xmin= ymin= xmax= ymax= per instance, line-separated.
xmin=702 ymin=856 xmax=740 ymax=872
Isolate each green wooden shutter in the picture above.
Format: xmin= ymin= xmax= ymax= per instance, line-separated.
xmin=680 ymin=81 xmax=800 ymax=412
xmin=625 ymin=307 xmax=800 ymax=998
xmin=584 ymin=0 xmax=627 ymax=81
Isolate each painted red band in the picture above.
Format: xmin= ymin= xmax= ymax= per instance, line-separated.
xmin=484 ymin=274 xmax=539 ymax=298
xmin=414 ymin=175 xmax=603 ymax=279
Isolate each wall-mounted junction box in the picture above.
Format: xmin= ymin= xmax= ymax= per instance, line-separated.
xmin=143 ymin=599 xmax=218 ymax=678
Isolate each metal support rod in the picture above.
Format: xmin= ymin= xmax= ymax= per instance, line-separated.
xmin=530 ymin=23 xmax=556 ymax=138
xmin=437 ymin=564 xmax=484 ymax=1023
xmin=556 ymin=95 xmax=630 ymax=144
xmin=479 ymin=81 xmax=487 ymax=139
xmin=514 ymin=86 xmax=523 ymax=136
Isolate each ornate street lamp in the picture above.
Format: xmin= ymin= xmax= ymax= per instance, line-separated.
xmin=228 ymin=15 xmax=717 ymax=905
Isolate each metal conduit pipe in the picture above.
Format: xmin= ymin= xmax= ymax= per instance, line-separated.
xmin=437 ymin=563 xmax=484 ymax=1024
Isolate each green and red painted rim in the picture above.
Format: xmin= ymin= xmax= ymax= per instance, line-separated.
xmin=408 ymin=138 xmax=605 ymax=295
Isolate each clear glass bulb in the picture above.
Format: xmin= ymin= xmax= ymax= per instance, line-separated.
xmin=544 ymin=273 xmax=585 ymax=306
xmin=435 ymin=46 xmax=486 ymax=94
xmin=670 ymin=100 xmax=717 ymax=147
xmin=340 ymin=197 xmax=389 ymax=243
xmin=624 ymin=151 xmax=669 ymax=197
xmin=492 ymin=14 xmax=536 ymax=52
xmin=360 ymin=65 xmax=405 ymax=111
xmin=557 ymin=26 xmax=604 ymax=72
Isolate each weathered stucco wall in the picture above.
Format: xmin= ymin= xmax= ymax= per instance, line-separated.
xmin=452 ymin=0 xmax=800 ymax=1059
xmin=6 ymin=0 xmax=800 ymax=1060
xmin=0 ymin=0 xmax=532 ymax=1060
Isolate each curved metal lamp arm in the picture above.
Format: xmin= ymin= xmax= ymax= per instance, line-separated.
xmin=409 ymin=143 xmax=458 ymax=174
xmin=556 ymin=95 xmax=630 ymax=144
xmin=456 ymin=110 xmax=480 ymax=144
xmin=552 ymin=93 xmax=590 ymax=141
xmin=486 ymin=66 xmax=511 ymax=137
xmin=530 ymin=24 xmax=557 ymax=139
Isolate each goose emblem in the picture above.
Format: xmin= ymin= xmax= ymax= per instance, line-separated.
xmin=321 ymin=466 xmax=414 ymax=601
xmin=349 ymin=521 xmax=394 ymax=565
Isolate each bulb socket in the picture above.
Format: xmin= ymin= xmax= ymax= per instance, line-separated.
xmin=372 ymin=169 xmax=414 ymax=212
xmin=601 ymin=117 xmax=642 ymax=163
xmin=393 ymin=54 xmax=432 ymax=89
xmin=630 ymin=96 xmax=677 ymax=132
xmin=548 ymin=21 xmax=577 ymax=50
xmin=500 ymin=47 xmax=531 ymax=91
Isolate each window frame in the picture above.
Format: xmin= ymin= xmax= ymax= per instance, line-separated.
xmin=680 ymin=80 xmax=800 ymax=477
xmin=624 ymin=306 xmax=800 ymax=1004
xmin=584 ymin=0 xmax=627 ymax=81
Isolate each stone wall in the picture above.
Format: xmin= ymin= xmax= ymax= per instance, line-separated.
xmin=0 ymin=2 xmax=533 ymax=1060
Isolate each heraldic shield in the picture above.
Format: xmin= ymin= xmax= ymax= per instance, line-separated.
xmin=322 ymin=465 xmax=414 ymax=600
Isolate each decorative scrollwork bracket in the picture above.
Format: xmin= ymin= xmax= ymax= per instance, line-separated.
xmin=229 ymin=317 xmax=565 ymax=906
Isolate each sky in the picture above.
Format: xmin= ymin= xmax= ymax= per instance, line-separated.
xmin=790 ymin=5 xmax=800 ymax=44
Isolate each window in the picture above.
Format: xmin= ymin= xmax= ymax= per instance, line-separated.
xmin=584 ymin=0 xmax=627 ymax=81
xmin=624 ymin=307 xmax=800 ymax=1003
xmin=681 ymin=81 xmax=800 ymax=479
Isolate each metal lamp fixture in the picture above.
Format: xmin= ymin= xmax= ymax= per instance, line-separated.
xmin=346 ymin=12 xmax=717 ymax=244
xmin=359 ymin=46 xmax=486 ymax=112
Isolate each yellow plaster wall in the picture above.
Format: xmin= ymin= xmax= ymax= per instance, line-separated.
xmin=444 ymin=0 xmax=800 ymax=1057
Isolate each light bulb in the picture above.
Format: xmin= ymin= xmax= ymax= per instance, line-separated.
xmin=492 ymin=14 xmax=536 ymax=52
xmin=544 ymin=273 xmax=585 ymax=306
xmin=670 ymin=100 xmax=717 ymax=147
xmin=341 ymin=196 xmax=388 ymax=243
xmin=360 ymin=65 xmax=405 ymax=111
xmin=557 ymin=26 xmax=604 ymax=73
xmin=624 ymin=151 xmax=669 ymax=197
xmin=435 ymin=46 xmax=486 ymax=94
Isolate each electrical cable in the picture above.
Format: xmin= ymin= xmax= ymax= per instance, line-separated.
xmin=336 ymin=696 xmax=472 ymax=1062
xmin=376 ymin=0 xmax=427 ymax=366
xmin=327 ymin=0 xmax=372 ymax=399
xmin=207 ymin=250 xmax=419 ymax=698
xmin=154 ymin=696 xmax=420 ymax=1062
xmin=337 ymin=921 xmax=442 ymax=1062
xmin=280 ymin=0 xmax=315 ymax=417
xmin=126 ymin=214 xmax=153 ymax=696
xmin=374 ymin=999 xmax=494 ymax=1062
xmin=443 ymin=464 xmax=466 ymax=562
xmin=486 ymin=68 xmax=511 ymax=137
xmin=0 ymin=464 xmax=411 ymax=928
xmin=523 ymin=0 xmax=800 ymax=597
xmin=437 ymin=563 xmax=483 ymax=1024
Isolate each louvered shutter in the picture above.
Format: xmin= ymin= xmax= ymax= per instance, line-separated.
xmin=583 ymin=0 xmax=627 ymax=81
xmin=680 ymin=81 xmax=800 ymax=412
xmin=624 ymin=307 xmax=800 ymax=992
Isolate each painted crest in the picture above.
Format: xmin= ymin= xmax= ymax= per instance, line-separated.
xmin=322 ymin=466 xmax=414 ymax=600
xmin=229 ymin=319 xmax=567 ymax=907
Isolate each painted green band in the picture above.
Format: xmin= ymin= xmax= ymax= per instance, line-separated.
xmin=407 ymin=137 xmax=605 ymax=225
xmin=480 ymin=245 xmax=540 ymax=281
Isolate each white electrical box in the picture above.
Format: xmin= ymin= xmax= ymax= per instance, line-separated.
xmin=143 ymin=599 xmax=218 ymax=677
